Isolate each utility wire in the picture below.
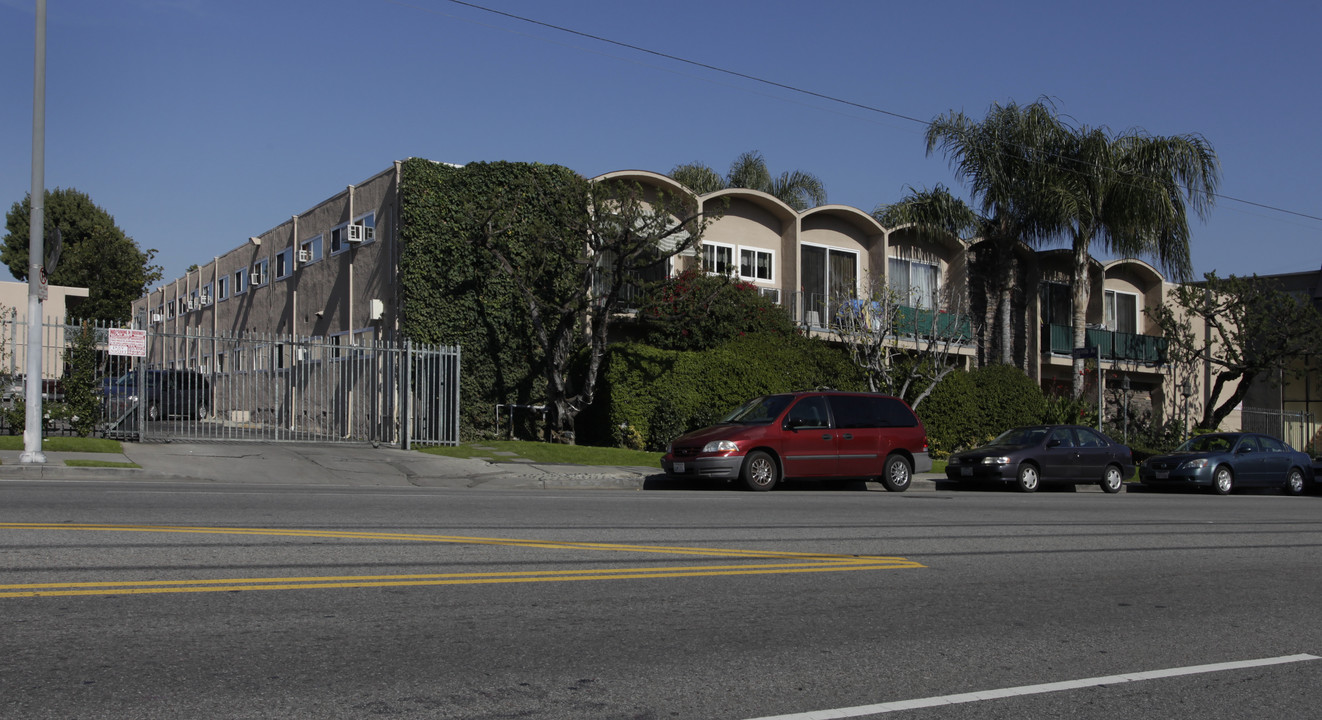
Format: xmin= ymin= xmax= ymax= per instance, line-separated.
xmin=416 ymin=0 xmax=1320 ymax=225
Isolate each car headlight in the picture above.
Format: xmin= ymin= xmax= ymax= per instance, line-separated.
xmin=702 ymin=440 xmax=739 ymax=453
xmin=982 ymin=456 xmax=1011 ymax=465
xmin=1180 ymin=458 xmax=1209 ymax=470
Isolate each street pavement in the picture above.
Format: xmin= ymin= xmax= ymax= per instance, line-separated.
xmin=0 ymin=441 xmax=950 ymax=491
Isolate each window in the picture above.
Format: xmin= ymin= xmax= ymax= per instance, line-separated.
xmin=800 ymin=244 xmax=858 ymax=327
xmin=217 ymin=276 xmax=229 ymax=302
xmin=189 ymin=290 xmax=199 ymax=312
xmin=1104 ymin=290 xmax=1139 ymax=334
xmin=301 ymin=234 xmax=323 ymax=265
xmin=275 ymin=249 xmax=293 ymax=281
xmin=739 ymin=248 xmax=774 ymax=282
xmin=234 ymin=268 xmax=248 ymax=295
xmin=785 ymin=396 xmax=831 ymax=429
xmin=200 ymin=283 xmax=213 ymax=306
xmin=888 ymin=257 xmax=940 ymax=308
xmin=252 ymin=259 xmax=269 ymax=287
xmin=702 ymin=242 xmax=735 ymax=275
xmin=355 ymin=212 xmax=376 ymax=245
xmin=1041 ymin=282 xmax=1071 ymax=326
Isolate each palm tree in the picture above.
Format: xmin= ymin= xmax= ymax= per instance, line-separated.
xmin=920 ymin=101 xmax=1072 ymax=367
xmin=1049 ymin=124 xmax=1220 ymax=396
xmin=670 ymin=151 xmax=827 ymax=211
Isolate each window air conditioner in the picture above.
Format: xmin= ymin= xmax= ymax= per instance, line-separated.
xmin=347 ymin=225 xmax=365 ymax=243
xmin=298 ymin=250 xmax=311 ymax=263
xmin=250 ymin=272 xmax=262 ymax=285
xmin=200 ymin=293 xmax=211 ymax=306
xmin=151 ymin=313 xmax=163 ymax=323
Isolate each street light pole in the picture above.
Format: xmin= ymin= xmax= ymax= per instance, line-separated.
xmin=21 ymin=0 xmax=47 ymax=464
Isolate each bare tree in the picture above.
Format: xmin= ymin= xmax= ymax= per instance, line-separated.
xmin=832 ymin=278 xmax=975 ymax=409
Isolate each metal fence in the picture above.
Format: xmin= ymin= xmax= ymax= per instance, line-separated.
xmin=1241 ymin=407 xmax=1316 ymax=454
xmin=0 ymin=317 xmax=460 ymax=447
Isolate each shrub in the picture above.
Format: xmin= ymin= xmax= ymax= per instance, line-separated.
xmin=971 ymin=363 xmax=1045 ymax=434
xmin=635 ymin=269 xmax=800 ymax=351
xmin=917 ymin=364 xmax=1047 ymax=458
xmin=916 ymin=369 xmax=978 ymax=458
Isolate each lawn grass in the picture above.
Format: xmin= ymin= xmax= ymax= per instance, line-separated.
xmin=64 ymin=460 xmax=140 ymax=469
xmin=420 ymin=440 xmax=661 ymax=468
xmin=0 ymin=436 xmax=125 ymax=453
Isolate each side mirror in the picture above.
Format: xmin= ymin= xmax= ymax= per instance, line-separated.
xmin=1046 ymin=438 xmax=1062 ymax=448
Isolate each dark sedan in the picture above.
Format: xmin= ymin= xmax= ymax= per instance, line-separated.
xmin=1138 ymin=432 xmax=1314 ymax=495
xmin=944 ymin=425 xmax=1134 ymax=493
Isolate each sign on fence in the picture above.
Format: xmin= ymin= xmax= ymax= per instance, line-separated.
xmin=107 ymin=328 xmax=146 ymax=357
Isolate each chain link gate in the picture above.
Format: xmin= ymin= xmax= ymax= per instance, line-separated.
xmin=1 ymin=317 xmax=459 ymax=447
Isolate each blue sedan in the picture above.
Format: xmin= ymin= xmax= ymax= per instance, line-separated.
xmin=1139 ymin=432 xmax=1314 ymax=495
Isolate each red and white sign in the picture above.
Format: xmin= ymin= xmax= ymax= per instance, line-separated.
xmin=108 ymin=328 xmax=147 ymax=357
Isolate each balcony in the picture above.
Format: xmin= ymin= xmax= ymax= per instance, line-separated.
xmin=793 ymin=293 xmax=972 ymax=343
xmin=1043 ymin=324 xmax=1168 ymax=364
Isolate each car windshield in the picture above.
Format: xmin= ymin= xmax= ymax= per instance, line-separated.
xmin=987 ymin=427 xmax=1048 ymax=447
xmin=1176 ymin=434 xmax=1235 ymax=453
xmin=720 ymin=395 xmax=793 ymax=425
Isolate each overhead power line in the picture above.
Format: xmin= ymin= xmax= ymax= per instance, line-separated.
xmin=410 ymin=0 xmax=1321 ymax=225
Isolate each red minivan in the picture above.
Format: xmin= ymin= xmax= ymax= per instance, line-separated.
xmin=661 ymin=390 xmax=931 ymax=491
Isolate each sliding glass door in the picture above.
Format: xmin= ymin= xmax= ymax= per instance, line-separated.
xmin=801 ymin=245 xmax=858 ymax=327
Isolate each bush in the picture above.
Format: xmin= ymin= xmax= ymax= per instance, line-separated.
xmin=971 ymin=364 xmax=1045 ymax=434
xmin=916 ymin=369 xmax=978 ymax=458
xmin=581 ymin=332 xmax=864 ymax=450
xmin=917 ymin=364 xmax=1047 ymax=458
xmin=635 ymin=269 xmax=800 ymax=351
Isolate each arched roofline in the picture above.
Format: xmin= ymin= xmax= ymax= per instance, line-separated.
xmin=966 ymin=236 xmax=1038 ymax=262
xmin=884 ymin=221 xmax=969 ymax=255
xmin=590 ymin=170 xmax=696 ymax=199
xmin=1103 ymin=257 xmax=1166 ymax=286
xmin=703 ymin=188 xmax=798 ymax=224
xmin=1036 ymin=247 xmax=1105 ymax=273
xmin=801 ymin=204 xmax=885 ymax=237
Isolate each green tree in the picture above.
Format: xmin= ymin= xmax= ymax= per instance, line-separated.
xmin=635 ymin=268 xmax=799 ymax=351
xmin=1148 ymin=272 xmax=1322 ymax=430
xmin=1050 ymin=123 xmax=1220 ymax=396
xmin=3 ymin=188 xmax=162 ymax=322
xmin=919 ymin=101 xmax=1080 ymax=368
xmin=463 ymin=169 xmax=716 ymax=442
xmin=61 ymin=321 xmax=101 ymax=437
xmin=670 ymin=150 xmax=827 ymax=211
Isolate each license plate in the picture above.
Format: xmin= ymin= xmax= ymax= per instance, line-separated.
xmin=961 ymin=467 xmax=973 ymax=476
xmin=1156 ymin=471 xmax=1169 ymax=479
xmin=673 ymin=462 xmax=685 ymax=473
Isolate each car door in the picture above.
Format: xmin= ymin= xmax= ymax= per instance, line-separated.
xmin=828 ymin=395 xmax=882 ymax=478
xmin=1072 ymin=427 xmax=1116 ymax=481
xmin=779 ymin=396 xmax=838 ymax=478
xmin=1039 ymin=427 xmax=1078 ymax=481
xmin=1255 ymin=435 xmax=1294 ymax=487
xmin=1231 ymin=435 xmax=1268 ymax=486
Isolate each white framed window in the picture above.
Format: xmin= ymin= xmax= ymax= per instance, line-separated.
xmin=1104 ymin=289 xmax=1139 ymax=334
xmin=252 ymin=258 xmax=269 ymax=287
xmin=189 ymin=290 xmax=199 ymax=312
xmin=739 ymin=247 xmax=775 ymax=282
xmin=234 ymin=268 xmax=248 ymax=295
xmin=217 ymin=276 xmax=229 ymax=301
xmin=330 ymin=223 xmax=349 ymax=255
xmin=275 ymin=248 xmax=293 ymax=281
xmin=300 ymin=234 xmax=323 ymax=265
xmin=355 ymin=212 xmax=376 ymax=245
xmin=200 ymin=283 xmax=213 ymax=306
xmin=888 ymin=257 xmax=940 ymax=309
xmin=702 ymin=242 xmax=736 ymax=275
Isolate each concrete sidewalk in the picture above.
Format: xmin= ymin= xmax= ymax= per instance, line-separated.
xmin=0 ymin=441 xmax=948 ymax=491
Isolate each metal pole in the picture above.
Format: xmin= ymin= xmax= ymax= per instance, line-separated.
xmin=21 ymin=0 xmax=47 ymax=464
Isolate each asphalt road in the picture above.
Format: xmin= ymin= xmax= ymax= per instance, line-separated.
xmin=1 ymin=479 xmax=1319 ymax=719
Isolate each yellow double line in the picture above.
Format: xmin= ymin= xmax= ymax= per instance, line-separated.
xmin=0 ymin=523 xmax=924 ymax=598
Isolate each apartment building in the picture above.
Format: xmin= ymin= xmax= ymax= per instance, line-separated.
xmin=133 ymin=160 xmax=1254 ymax=437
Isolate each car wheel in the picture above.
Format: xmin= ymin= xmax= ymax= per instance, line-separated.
xmin=1100 ymin=465 xmax=1124 ymax=494
xmin=741 ymin=451 xmax=779 ymax=492
xmin=196 ymin=404 xmax=210 ymax=421
xmin=880 ymin=455 xmax=912 ymax=492
xmin=147 ymin=403 xmax=160 ymax=422
xmin=1016 ymin=463 xmax=1040 ymax=493
xmin=1213 ymin=465 xmax=1234 ymax=495
xmin=1285 ymin=467 xmax=1306 ymax=496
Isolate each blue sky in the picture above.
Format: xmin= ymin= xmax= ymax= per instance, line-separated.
xmin=2 ymin=0 xmax=1319 ymax=286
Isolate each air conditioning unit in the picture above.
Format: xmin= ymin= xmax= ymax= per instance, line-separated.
xmin=758 ymin=287 xmax=781 ymax=304
xmin=298 ymin=250 xmax=311 ymax=263
xmin=199 ymin=293 xmax=211 ymax=306
xmin=151 ymin=313 xmax=163 ymax=323
xmin=250 ymin=272 xmax=262 ymax=285
xmin=349 ymin=223 xmax=375 ymax=243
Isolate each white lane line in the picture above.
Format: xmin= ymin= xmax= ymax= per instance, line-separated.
xmin=745 ymin=654 xmax=1320 ymax=720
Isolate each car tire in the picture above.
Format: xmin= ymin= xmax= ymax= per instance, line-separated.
xmin=1016 ymin=463 xmax=1040 ymax=493
xmin=1213 ymin=465 xmax=1234 ymax=495
xmin=147 ymin=403 xmax=161 ymax=422
xmin=196 ymin=404 xmax=210 ymax=421
xmin=880 ymin=455 xmax=912 ymax=492
xmin=1100 ymin=464 xmax=1124 ymax=494
xmin=1285 ymin=467 xmax=1306 ymax=496
xmin=741 ymin=451 xmax=779 ymax=492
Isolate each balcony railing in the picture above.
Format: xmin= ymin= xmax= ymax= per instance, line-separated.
xmin=1043 ymin=323 xmax=1168 ymax=364
xmin=789 ymin=292 xmax=971 ymax=343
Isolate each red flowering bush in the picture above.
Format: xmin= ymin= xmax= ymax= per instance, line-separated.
xmin=635 ymin=268 xmax=798 ymax=351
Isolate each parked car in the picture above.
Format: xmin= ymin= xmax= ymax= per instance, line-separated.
xmin=104 ymin=369 xmax=212 ymax=422
xmin=1138 ymin=432 xmax=1314 ymax=495
xmin=660 ymin=390 xmax=931 ymax=492
xmin=944 ymin=425 xmax=1134 ymax=493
